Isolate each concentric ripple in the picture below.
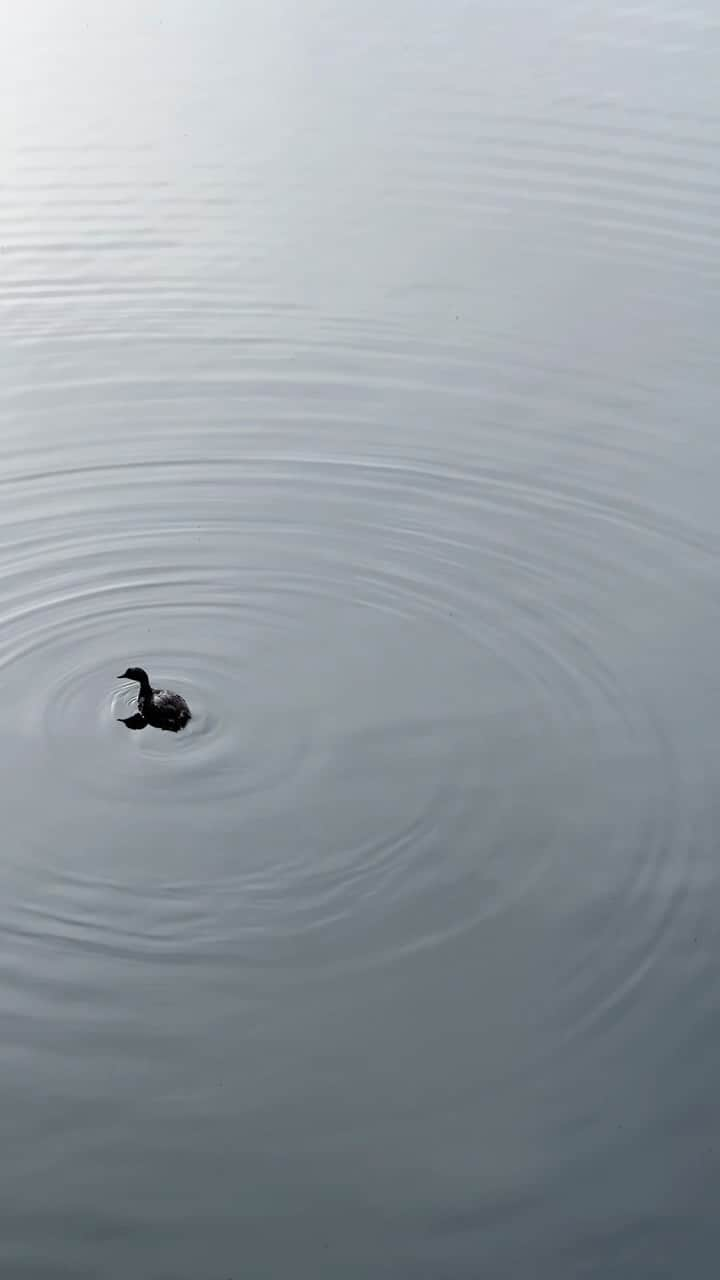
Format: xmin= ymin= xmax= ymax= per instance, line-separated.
xmin=0 ymin=383 xmax=715 ymax=1010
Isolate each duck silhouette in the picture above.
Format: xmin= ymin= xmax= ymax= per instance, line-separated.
xmin=117 ymin=667 xmax=192 ymax=733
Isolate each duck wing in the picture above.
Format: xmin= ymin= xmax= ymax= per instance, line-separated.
xmin=150 ymin=689 xmax=191 ymax=731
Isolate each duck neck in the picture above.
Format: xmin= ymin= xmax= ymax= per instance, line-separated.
xmin=136 ymin=673 xmax=152 ymax=702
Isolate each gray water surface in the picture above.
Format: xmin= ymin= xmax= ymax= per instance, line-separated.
xmin=3 ymin=2 xmax=720 ymax=1276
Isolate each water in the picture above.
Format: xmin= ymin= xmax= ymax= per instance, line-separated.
xmin=2 ymin=1 xmax=720 ymax=1275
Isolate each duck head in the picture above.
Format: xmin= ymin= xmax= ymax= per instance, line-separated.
xmin=118 ymin=666 xmax=150 ymax=686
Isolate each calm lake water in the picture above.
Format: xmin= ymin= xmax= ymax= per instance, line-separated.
xmin=3 ymin=2 xmax=720 ymax=1276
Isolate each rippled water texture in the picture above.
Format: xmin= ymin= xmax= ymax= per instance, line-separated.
xmin=3 ymin=2 xmax=720 ymax=1276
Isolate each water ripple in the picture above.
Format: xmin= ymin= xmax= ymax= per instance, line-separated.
xmin=0 ymin=393 xmax=710 ymax=1013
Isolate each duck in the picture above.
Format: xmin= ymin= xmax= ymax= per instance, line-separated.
xmin=117 ymin=666 xmax=192 ymax=733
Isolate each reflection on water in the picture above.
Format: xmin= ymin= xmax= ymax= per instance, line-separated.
xmin=3 ymin=0 xmax=720 ymax=1275
xmin=118 ymin=713 xmax=148 ymax=730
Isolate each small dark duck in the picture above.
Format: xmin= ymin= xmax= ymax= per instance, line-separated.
xmin=117 ymin=666 xmax=191 ymax=733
